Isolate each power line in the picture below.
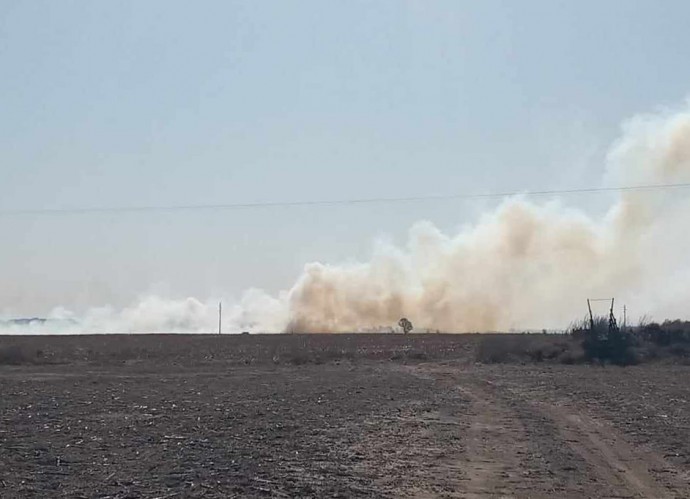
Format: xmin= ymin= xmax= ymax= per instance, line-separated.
xmin=1 ymin=182 xmax=689 ymax=217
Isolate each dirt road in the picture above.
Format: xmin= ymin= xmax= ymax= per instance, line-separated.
xmin=404 ymin=364 xmax=690 ymax=498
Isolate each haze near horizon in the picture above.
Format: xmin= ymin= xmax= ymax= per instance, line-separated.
xmin=2 ymin=1 xmax=690 ymax=332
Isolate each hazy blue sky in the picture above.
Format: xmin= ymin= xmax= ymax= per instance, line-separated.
xmin=2 ymin=0 xmax=690 ymax=315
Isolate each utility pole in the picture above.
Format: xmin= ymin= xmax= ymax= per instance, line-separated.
xmin=623 ymin=305 xmax=627 ymax=329
xmin=587 ymin=299 xmax=594 ymax=331
xmin=218 ymin=302 xmax=222 ymax=335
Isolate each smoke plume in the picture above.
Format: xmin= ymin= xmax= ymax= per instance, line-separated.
xmin=3 ymin=100 xmax=690 ymax=334
xmin=282 ymin=100 xmax=690 ymax=332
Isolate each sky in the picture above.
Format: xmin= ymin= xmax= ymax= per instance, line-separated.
xmin=2 ymin=0 xmax=690 ymax=319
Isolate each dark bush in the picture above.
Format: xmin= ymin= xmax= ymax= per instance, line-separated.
xmin=476 ymin=336 xmax=521 ymax=363
xmin=577 ymin=316 xmax=637 ymax=366
xmin=474 ymin=335 xmax=566 ymax=364
xmin=642 ymin=321 xmax=690 ymax=346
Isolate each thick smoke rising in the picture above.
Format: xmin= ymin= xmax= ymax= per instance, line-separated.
xmin=283 ymin=100 xmax=690 ymax=332
xmin=3 ymin=100 xmax=690 ymax=334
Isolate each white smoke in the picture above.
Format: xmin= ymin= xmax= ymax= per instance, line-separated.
xmin=3 ymin=99 xmax=690 ymax=334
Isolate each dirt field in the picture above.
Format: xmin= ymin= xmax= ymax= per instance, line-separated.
xmin=1 ymin=334 xmax=689 ymax=498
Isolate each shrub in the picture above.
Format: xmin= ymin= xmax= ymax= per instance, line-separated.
xmin=643 ymin=321 xmax=690 ymax=346
xmin=576 ymin=316 xmax=637 ymax=365
xmin=476 ymin=335 xmax=525 ymax=363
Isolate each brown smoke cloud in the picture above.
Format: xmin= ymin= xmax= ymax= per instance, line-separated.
xmin=283 ymin=100 xmax=690 ymax=332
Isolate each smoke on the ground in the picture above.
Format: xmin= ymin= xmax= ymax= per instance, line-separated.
xmin=3 ymin=100 xmax=690 ymax=334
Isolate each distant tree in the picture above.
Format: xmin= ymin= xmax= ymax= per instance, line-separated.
xmin=398 ymin=318 xmax=413 ymax=334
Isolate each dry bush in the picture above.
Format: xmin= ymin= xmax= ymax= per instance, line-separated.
xmin=476 ymin=334 xmax=581 ymax=364
xmin=476 ymin=335 xmax=524 ymax=363
xmin=641 ymin=321 xmax=690 ymax=346
xmin=631 ymin=321 xmax=690 ymax=363
xmin=570 ymin=316 xmax=637 ymax=366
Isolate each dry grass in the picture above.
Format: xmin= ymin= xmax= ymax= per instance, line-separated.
xmin=476 ymin=333 xmax=582 ymax=364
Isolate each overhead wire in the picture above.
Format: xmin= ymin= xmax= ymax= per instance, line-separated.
xmin=1 ymin=182 xmax=689 ymax=217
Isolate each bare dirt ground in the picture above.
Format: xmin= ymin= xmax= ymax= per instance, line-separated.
xmin=0 ymin=334 xmax=688 ymax=498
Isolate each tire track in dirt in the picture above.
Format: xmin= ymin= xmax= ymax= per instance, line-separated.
xmin=542 ymin=401 xmax=690 ymax=498
xmin=494 ymin=375 xmax=690 ymax=498
xmin=408 ymin=365 xmax=690 ymax=498
xmin=403 ymin=366 xmax=538 ymax=497
xmin=454 ymin=383 xmax=531 ymax=498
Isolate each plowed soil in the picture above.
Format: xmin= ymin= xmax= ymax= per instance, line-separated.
xmin=0 ymin=334 xmax=688 ymax=498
